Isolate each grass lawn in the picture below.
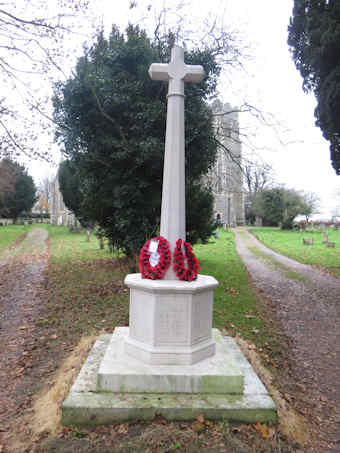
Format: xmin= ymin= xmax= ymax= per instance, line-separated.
xmin=40 ymin=225 xmax=129 ymax=346
xmin=0 ymin=223 xmax=33 ymax=252
xmin=249 ymin=227 xmax=340 ymax=275
xmin=41 ymin=226 xmax=280 ymax=357
xmin=47 ymin=224 xmax=114 ymax=262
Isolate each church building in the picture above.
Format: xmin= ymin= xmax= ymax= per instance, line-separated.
xmin=49 ymin=176 xmax=77 ymax=227
xmin=207 ymin=101 xmax=245 ymax=227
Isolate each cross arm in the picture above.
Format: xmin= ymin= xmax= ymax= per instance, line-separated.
xmin=148 ymin=63 xmax=170 ymax=81
xmin=183 ymin=65 xmax=205 ymax=83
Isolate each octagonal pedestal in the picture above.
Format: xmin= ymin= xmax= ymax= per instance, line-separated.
xmin=124 ymin=274 xmax=218 ymax=365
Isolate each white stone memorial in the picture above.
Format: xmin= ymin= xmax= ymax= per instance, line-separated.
xmin=122 ymin=46 xmax=218 ymax=367
xmin=62 ymin=45 xmax=276 ymax=425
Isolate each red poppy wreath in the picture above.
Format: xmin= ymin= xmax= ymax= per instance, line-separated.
xmin=173 ymin=238 xmax=199 ymax=281
xmin=139 ymin=236 xmax=171 ymax=280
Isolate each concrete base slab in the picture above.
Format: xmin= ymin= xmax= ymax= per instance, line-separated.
xmin=62 ymin=332 xmax=277 ymax=425
xmin=98 ymin=328 xmax=243 ymax=394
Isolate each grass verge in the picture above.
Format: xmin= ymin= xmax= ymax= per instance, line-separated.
xmin=0 ymin=224 xmax=33 ymax=253
xmin=40 ymin=225 xmax=129 ymax=348
xmin=248 ymin=246 xmax=309 ymax=281
xmin=249 ymin=227 xmax=340 ymax=275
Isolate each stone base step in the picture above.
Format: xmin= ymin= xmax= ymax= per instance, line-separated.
xmin=62 ymin=332 xmax=277 ymax=425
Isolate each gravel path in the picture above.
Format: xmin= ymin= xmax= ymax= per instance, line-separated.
xmin=0 ymin=229 xmax=49 ymax=430
xmin=234 ymin=228 xmax=340 ymax=453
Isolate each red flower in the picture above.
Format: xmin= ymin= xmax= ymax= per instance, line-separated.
xmin=139 ymin=236 xmax=171 ymax=280
xmin=173 ymin=239 xmax=199 ymax=281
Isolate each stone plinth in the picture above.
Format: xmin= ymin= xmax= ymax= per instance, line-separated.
xmin=123 ymin=274 xmax=218 ymax=365
xmin=98 ymin=328 xmax=243 ymax=394
xmin=62 ymin=332 xmax=277 ymax=425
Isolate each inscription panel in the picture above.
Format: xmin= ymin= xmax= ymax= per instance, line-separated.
xmin=129 ymin=289 xmax=154 ymax=344
xmin=192 ymin=292 xmax=213 ymax=343
xmin=155 ymin=295 xmax=189 ymax=345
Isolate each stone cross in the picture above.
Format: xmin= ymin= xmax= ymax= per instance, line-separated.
xmin=149 ymin=46 xmax=205 ymax=279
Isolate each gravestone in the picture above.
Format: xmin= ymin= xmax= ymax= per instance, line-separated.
xmin=62 ymin=45 xmax=276 ymax=425
xmin=322 ymin=232 xmax=328 ymax=244
xmin=303 ymin=238 xmax=313 ymax=246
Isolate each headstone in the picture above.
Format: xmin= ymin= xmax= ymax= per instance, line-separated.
xmin=303 ymin=238 xmax=313 ymax=246
xmin=322 ymin=232 xmax=328 ymax=243
xmin=326 ymin=242 xmax=335 ymax=248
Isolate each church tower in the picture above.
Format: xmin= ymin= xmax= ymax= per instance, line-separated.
xmin=207 ymin=101 xmax=245 ymax=227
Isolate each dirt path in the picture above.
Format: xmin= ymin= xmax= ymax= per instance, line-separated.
xmin=0 ymin=229 xmax=49 ymax=445
xmin=234 ymin=228 xmax=340 ymax=453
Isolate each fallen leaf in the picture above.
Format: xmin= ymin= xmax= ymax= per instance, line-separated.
xmin=118 ymin=424 xmax=128 ymax=434
xmin=196 ymin=413 xmax=205 ymax=423
xmin=254 ymin=422 xmax=273 ymax=439
xmin=192 ymin=422 xmax=204 ymax=433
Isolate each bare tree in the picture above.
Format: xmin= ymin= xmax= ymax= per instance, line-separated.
xmin=243 ymin=160 xmax=274 ymax=196
xmin=242 ymin=158 xmax=275 ymax=224
xmin=0 ymin=0 xmax=92 ymax=161
xmin=299 ymin=191 xmax=320 ymax=223
xmin=37 ymin=175 xmax=53 ymax=205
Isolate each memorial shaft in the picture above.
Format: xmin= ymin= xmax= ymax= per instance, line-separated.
xmin=160 ymin=75 xmax=186 ymax=279
xmin=149 ymin=45 xmax=204 ymax=279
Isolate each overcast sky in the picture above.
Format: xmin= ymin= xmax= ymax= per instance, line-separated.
xmin=28 ymin=0 xmax=340 ymax=218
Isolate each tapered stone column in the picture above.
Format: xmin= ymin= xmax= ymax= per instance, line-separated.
xmin=149 ymin=46 xmax=205 ymax=279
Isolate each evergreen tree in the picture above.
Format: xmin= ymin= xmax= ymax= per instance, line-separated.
xmin=288 ymin=0 xmax=340 ymax=174
xmin=0 ymin=159 xmax=36 ymax=220
xmin=254 ymin=187 xmax=308 ymax=229
xmin=58 ymin=160 xmax=84 ymax=223
xmin=53 ymin=26 xmax=219 ymax=256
